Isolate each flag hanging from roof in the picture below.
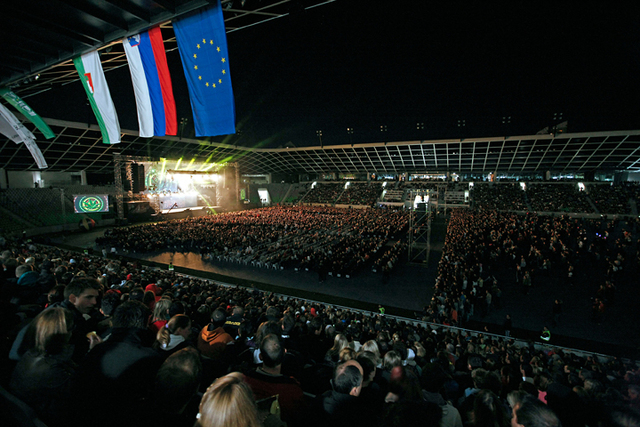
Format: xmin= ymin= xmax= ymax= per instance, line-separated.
xmin=0 ymin=88 xmax=55 ymax=139
xmin=73 ymin=50 xmax=121 ymax=144
xmin=123 ymin=26 xmax=177 ymax=137
xmin=173 ymin=0 xmax=236 ymax=137
xmin=0 ymin=102 xmax=47 ymax=169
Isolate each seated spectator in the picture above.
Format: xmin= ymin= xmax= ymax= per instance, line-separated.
xmin=147 ymin=347 xmax=203 ymax=427
xmin=316 ymin=360 xmax=364 ymax=427
xmin=510 ymin=394 xmax=561 ymax=427
xmin=75 ymin=300 xmax=163 ymax=427
xmin=198 ymin=307 xmax=234 ymax=360
xmin=155 ymin=314 xmax=193 ymax=358
xmin=10 ymin=307 xmax=77 ymax=427
xmin=243 ymin=333 xmax=306 ymax=426
xmin=150 ymin=298 xmax=172 ymax=333
xmin=48 ymin=277 xmax=101 ymax=361
xmin=197 ymin=372 xmax=261 ymax=427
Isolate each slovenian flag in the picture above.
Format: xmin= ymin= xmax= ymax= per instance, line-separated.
xmin=73 ymin=51 xmax=121 ymax=144
xmin=123 ymin=27 xmax=177 ymax=137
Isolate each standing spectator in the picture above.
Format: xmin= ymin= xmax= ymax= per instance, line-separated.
xmin=504 ymin=314 xmax=512 ymax=338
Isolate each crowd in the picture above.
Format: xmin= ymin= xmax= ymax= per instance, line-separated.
xmin=471 ymin=184 xmax=528 ymax=211
xmin=335 ymin=182 xmax=383 ymax=206
xmin=425 ymin=209 xmax=638 ymax=332
xmin=1 ymin=236 xmax=640 ymax=427
xmin=526 ymin=184 xmax=594 ymax=213
xmin=588 ymin=183 xmax=640 ymax=215
xmin=97 ymin=206 xmax=409 ymax=277
xmin=302 ymin=183 xmax=344 ymax=204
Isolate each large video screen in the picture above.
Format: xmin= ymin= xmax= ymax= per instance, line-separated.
xmin=74 ymin=195 xmax=109 ymax=213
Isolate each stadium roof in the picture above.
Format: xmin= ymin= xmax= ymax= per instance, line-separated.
xmin=3 ymin=117 xmax=640 ymax=175
xmin=0 ymin=0 xmax=332 ymax=95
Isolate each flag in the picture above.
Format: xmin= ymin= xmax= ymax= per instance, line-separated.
xmin=123 ymin=27 xmax=177 ymax=137
xmin=173 ymin=1 xmax=236 ymax=137
xmin=73 ymin=50 xmax=121 ymax=144
xmin=0 ymin=88 xmax=55 ymax=139
xmin=0 ymin=102 xmax=47 ymax=168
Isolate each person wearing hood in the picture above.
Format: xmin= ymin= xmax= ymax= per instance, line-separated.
xmin=197 ymin=308 xmax=234 ymax=360
xmin=421 ymin=364 xmax=463 ymax=427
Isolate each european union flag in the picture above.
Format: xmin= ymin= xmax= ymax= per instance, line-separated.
xmin=173 ymin=1 xmax=236 ymax=137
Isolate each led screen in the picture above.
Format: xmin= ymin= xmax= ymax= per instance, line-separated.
xmin=74 ymin=195 xmax=109 ymax=213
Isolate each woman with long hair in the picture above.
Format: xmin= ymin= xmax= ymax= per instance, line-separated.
xmin=324 ymin=333 xmax=349 ymax=366
xmin=10 ymin=307 xmax=78 ymax=426
xmin=149 ymin=298 xmax=172 ymax=333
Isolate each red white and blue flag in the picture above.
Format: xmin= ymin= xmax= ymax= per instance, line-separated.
xmin=123 ymin=27 xmax=177 ymax=137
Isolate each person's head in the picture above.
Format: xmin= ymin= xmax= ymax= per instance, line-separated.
xmin=356 ymin=351 xmax=377 ymax=385
xmin=384 ymin=350 xmax=403 ymax=371
xmin=331 ymin=333 xmax=349 ymax=351
xmin=339 ymin=347 xmax=356 ymax=362
xmin=511 ymin=394 xmax=561 ymax=427
xmin=47 ymin=285 xmax=66 ymax=305
xmin=112 ymin=300 xmax=151 ymax=329
xmin=152 ymin=298 xmax=172 ymax=322
xmin=197 ymin=372 xmax=260 ymax=427
xmin=259 ymin=333 xmax=284 ymax=368
xmin=101 ymin=291 xmax=121 ymax=317
xmin=64 ymin=277 xmax=101 ymax=314
xmin=333 ymin=360 xmax=363 ymax=396
xmin=154 ymin=347 xmax=202 ymax=415
xmin=473 ymin=389 xmax=510 ymax=427
xmin=15 ymin=263 xmax=32 ymax=278
xmin=210 ymin=308 xmax=227 ymax=328
xmin=33 ymin=307 xmax=74 ymax=354
xmin=362 ymin=339 xmax=381 ymax=363
xmin=129 ymin=287 xmax=145 ymax=302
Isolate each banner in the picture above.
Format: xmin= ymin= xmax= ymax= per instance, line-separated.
xmin=0 ymin=88 xmax=55 ymax=139
xmin=173 ymin=1 xmax=236 ymax=137
xmin=0 ymin=102 xmax=48 ymax=168
xmin=123 ymin=26 xmax=177 ymax=137
xmin=73 ymin=50 xmax=121 ymax=144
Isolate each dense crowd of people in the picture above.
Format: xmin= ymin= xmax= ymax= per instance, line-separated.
xmin=588 ymin=183 xmax=640 ymax=215
xmin=335 ymin=182 xmax=383 ymax=206
xmin=472 ymin=184 xmax=528 ymax=211
xmin=527 ymin=184 xmax=594 ymax=213
xmin=426 ymin=209 xmax=638 ymax=331
xmin=1 ymin=236 xmax=640 ymax=427
xmin=97 ymin=206 xmax=409 ymax=277
xmin=302 ymin=183 xmax=344 ymax=204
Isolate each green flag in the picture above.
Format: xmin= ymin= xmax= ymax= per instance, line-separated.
xmin=0 ymin=88 xmax=55 ymax=139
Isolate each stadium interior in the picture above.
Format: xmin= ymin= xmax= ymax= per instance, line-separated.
xmin=2 ymin=1 xmax=640 ymax=426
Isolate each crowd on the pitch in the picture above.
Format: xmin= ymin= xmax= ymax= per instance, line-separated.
xmin=97 ymin=206 xmax=409 ymax=277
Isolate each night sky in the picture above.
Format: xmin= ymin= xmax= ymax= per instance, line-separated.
xmin=28 ymin=1 xmax=640 ymax=148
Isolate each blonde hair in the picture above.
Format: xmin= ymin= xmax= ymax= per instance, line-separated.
xmin=330 ymin=333 xmax=349 ymax=352
xmin=152 ymin=298 xmax=172 ymax=323
xmin=362 ymin=340 xmax=381 ymax=363
xmin=33 ymin=307 xmax=73 ymax=354
xmin=197 ymin=372 xmax=260 ymax=427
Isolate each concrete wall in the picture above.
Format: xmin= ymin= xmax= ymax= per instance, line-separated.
xmin=6 ymin=171 xmax=84 ymax=188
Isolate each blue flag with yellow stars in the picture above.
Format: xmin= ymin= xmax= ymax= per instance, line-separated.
xmin=173 ymin=1 xmax=236 ymax=137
